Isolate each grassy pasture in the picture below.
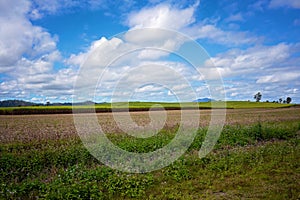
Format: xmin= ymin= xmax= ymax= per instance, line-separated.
xmin=0 ymin=107 xmax=299 ymax=199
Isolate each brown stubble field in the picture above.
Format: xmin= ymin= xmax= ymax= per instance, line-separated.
xmin=1 ymin=107 xmax=299 ymax=144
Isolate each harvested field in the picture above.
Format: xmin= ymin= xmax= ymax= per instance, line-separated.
xmin=0 ymin=107 xmax=299 ymax=144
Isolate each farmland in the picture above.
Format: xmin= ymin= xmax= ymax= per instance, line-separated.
xmin=0 ymin=104 xmax=300 ymax=199
xmin=0 ymin=101 xmax=294 ymax=115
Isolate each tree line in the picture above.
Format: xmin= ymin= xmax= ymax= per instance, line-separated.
xmin=254 ymin=92 xmax=292 ymax=103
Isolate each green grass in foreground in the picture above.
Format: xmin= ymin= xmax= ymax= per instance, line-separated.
xmin=1 ymin=121 xmax=299 ymax=199
xmin=0 ymin=101 xmax=295 ymax=114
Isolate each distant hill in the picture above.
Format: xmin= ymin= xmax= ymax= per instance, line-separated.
xmin=0 ymin=99 xmax=218 ymax=107
xmin=0 ymin=99 xmax=99 ymax=107
xmin=0 ymin=100 xmax=41 ymax=107
xmin=193 ymin=98 xmax=215 ymax=102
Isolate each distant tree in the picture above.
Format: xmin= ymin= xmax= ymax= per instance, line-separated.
xmin=254 ymin=92 xmax=262 ymax=102
xmin=46 ymin=101 xmax=50 ymax=106
xmin=266 ymin=100 xmax=269 ymax=103
xmin=286 ymin=97 xmax=292 ymax=104
xmin=279 ymin=98 xmax=282 ymax=103
xmin=283 ymin=100 xmax=286 ymax=104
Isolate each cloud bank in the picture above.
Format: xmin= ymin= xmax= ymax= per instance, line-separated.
xmin=0 ymin=0 xmax=299 ymax=103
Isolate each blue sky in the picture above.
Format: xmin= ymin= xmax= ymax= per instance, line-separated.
xmin=0 ymin=0 xmax=299 ymax=103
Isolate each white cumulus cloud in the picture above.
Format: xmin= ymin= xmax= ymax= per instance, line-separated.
xmin=269 ymin=0 xmax=300 ymax=9
xmin=126 ymin=3 xmax=196 ymax=30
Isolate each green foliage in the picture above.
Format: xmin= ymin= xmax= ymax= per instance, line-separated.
xmin=165 ymin=159 xmax=192 ymax=181
xmin=108 ymin=129 xmax=176 ymax=153
xmin=1 ymin=121 xmax=299 ymax=199
xmin=104 ymin=173 xmax=154 ymax=198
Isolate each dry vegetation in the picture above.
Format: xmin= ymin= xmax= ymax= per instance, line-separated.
xmin=1 ymin=107 xmax=299 ymax=144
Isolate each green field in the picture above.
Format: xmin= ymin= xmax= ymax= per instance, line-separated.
xmin=0 ymin=101 xmax=295 ymax=115
xmin=0 ymin=107 xmax=299 ymax=199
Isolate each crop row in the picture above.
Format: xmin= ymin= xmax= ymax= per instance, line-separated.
xmin=0 ymin=101 xmax=295 ymax=115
